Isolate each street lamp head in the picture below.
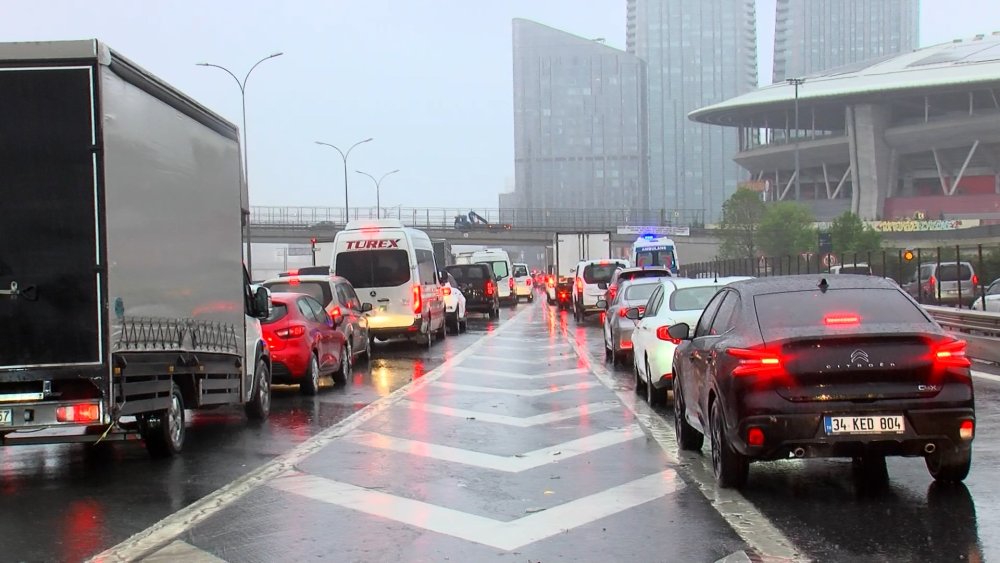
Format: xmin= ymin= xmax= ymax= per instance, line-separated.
xmin=269 ymin=52 xmax=284 ymax=58
xmin=362 ymin=137 xmax=373 ymax=143
xmin=196 ymin=62 xmax=210 ymax=66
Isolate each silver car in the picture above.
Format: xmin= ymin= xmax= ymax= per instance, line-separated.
xmin=600 ymin=279 xmax=662 ymax=364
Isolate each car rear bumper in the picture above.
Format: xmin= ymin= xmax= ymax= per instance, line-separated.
xmin=732 ymin=407 xmax=975 ymax=460
xmin=369 ymin=317 xmax=423 ymax=340
xmin=465 ymin=297 xmax=495 ymax=312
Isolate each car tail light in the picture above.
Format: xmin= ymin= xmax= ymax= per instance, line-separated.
xmin=655 ymin=325 xmax=682 ymax=344
xmin=276 ymin=325 xmax=306 ymax=339
xmin=727 ymin=348 xmax=782 ymax=377
xmin=442 ymin=287 xmax=452 ymax=296
xmin=509 ymin=277 xmax=515 ymax=290
xmin=56 ymin=403 xmax=101 ymax=423
xmin=607 ymin=286 xmax=617 ymax=301
xmin=412 ymin=284 xmax=422 ymax=315
xmin=330 ymin=306 xmax=343 ymax=322
xmin=823 ymin=313 xmax=860 ymax=326
xmin=525 ymin=278 xmax=532 ymax=286
xmin=747 ymin=427 xmax=765 ymax=447
xmin=547 ymin=276 xmax=554 ymax=288
xmin=960 ymin=420 xmax=974 ymax=440
xmin=972 ymin=274 xmax=979 ymax=285
xmin=619 ymin=339 xmax=632 ymax=349
xmin=288 ymin=278 xmax=300 ymax=286
xmin=935 ymin=339 xmax=970 ymax=368
xmin=485 ymin=280 xmax=495 ymax=296
xmin=928 ymin=275 xmax=936 ymax=287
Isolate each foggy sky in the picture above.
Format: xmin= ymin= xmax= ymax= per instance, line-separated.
xmin=3 ymin=0 xmax=997 ymax=211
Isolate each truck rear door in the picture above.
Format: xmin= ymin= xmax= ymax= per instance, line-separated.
xmin=0 ymin=66 xmax=103 ymax=368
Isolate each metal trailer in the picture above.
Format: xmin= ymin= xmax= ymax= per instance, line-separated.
xmin=0 ymin=40 xmax=271 ymax=457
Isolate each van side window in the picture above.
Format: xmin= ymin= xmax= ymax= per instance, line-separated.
xmin=416 ymin=249 xmax=437 ymax=284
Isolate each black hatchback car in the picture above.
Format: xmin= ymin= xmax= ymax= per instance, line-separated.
xmin=445 ymin=264 xmax=500 ymax=319
xmin=669 ymin=275 xmax=975 ymax=488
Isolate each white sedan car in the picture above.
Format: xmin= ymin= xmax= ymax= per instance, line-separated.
xmin=970 ymin=278 xmax=1000 ymax=312
xmin=441 ymin=272 xmax=467 ymax=334
xmin=628 ymin=277 xmax=750 ymax=406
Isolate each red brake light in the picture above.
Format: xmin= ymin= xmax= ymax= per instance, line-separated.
xmin=960 ymin=420 xmax=974 ymax=440
xmin=412 ymin=284 xmax=422 ymax=314
xmin=935 ymin=339 xmax=970 ymax=368
xmin=546 ymin=276 xmax=554 ymax=288
xmin=509 ymin=277 xmax=515 ymax=290
xmin=727 ymin=348 xmax=782 ymax=376
xmin=747 ymin=427 xmax=765 ymax=447
xmin=288 ymin=269 xmax=299 ymax=276
xmin=823 ymin=314 xmax=860 ymax=326
xmin=288 ymin=278 xmax=300 ymax=286
xmin=330 ymin=306 xmax=342 ymax=320
xmin=442 ymin=287 xmax=452 ymax=296
xmin=526 ymin=278 xmax=532 ymax=285
xmin=928 ymin=275 xmax=936 ymax=286
xmin=485 ymin=280 xmax=495 ymax=296
xmin=608 ymin=286 xmax=618 ymax=301
xmin=276 ymin=325 xmax=306 ymax=338
xmin=972 ymin=274 xmax=979 ymax=285
xmin=575 ymin=278 xmax=583 ymax=292
xmin=56 ymin=404 xmax=101 ymax=423
xmin=655 ymin=325 xmax=681 ymax=344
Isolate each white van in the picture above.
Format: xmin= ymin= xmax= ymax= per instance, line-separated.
xmin=471 ymin=248 xmax=516 ymax=307
xmin=332 ymin=220 xmax=446 ymax=346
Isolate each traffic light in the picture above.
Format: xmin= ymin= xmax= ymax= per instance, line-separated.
xmin=903 ymin=249 xmax=915 ymax=262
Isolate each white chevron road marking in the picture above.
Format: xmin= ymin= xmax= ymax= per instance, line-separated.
xmin=343 ymin=424 xmax=643 ymax=472
xmin=449 ymin=366 xmax=589 ymax=379
xmin=141 ymin=541 xmax=226 ymax=563
xmin=398 ymin=400 xmax=617 ymax=427
xmin=972 ymin=370 xmax=1000 ymax=383
xmin=430 ymin=380 xmax=601 ymax=396
xmin=268 ymin=469 xmax=683 ymax=551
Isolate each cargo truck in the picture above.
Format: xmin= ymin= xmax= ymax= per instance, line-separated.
xmin=546 ymin=232 xmax=612 ymax=306
xmin=0 ymin=40 xmax=272 ymax=457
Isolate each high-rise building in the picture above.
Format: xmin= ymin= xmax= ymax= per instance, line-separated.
xmin=629 ymin=0 xmax=758 ymax=221
xmin=772 ymin=0 xmax=919 ymax=83
xmin=512 ymin=19 xmax=648 ymax=214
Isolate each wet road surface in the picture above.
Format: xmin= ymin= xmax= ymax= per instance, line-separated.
xmin=6 ymin=292 xmax=1000 ymax=562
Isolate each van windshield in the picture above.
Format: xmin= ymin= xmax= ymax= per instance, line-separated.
xmin=635 ymin=249 xmax=675 ymax=269
xmin=336 ymin=250 xmax=410 ymax=288
xmin=480 ymin=261 xmax=509 ymax=279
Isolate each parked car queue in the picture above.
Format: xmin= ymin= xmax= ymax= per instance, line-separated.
xmin=540 ymin=265 xmax=976 ymax=491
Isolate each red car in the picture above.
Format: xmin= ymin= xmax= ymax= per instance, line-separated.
xmin=263 ymin=292 xmax=349 ymax=394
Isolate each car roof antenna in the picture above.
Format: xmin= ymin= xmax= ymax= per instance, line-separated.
xmin=818 ymin=278 xmax=829 ymax=293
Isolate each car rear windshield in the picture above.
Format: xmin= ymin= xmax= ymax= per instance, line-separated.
xmin=583 ymin=264 xmax=619 ymax=284
xmin=669 ymin=287 xmax=720 ymax=311
xmin=263 ymin=281 xmax=332 ymax=306
xmin=336 ymin=250 xmax=410 ymax=288
xmin=262 ymin=303 xmax=288 ymax=324
xmin=512 ymin=264 xmax=529 ymax=277
xmin=935 ymin=263 xmax=973 ymax=282
xmin=754 ymin=289 xmax=929 ymax=338
xmin=623 ymin=283 xmax=658 ymax=302
xmin=620 ymin=269 xmax=670 ymax=281
xmin=447 ymin=265 xmax=489 ymax=282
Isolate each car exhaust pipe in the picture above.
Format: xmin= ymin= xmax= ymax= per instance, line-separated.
xmin=924 ymin=443 xmax=936 ymax=455
xmin=793 ymin=447 xmax=806 ymax=458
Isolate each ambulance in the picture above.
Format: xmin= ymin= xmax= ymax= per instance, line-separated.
xmin=632 ymin=235 xmax=679 ymax=274
xmin=332 ymin=220 xmax=447 ymax=346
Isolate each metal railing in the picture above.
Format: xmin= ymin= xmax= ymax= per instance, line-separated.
xmin=250 ymin=206 xmax=705 ymax=231
xmin=681 ymin=243 xmax=1000 ymax=364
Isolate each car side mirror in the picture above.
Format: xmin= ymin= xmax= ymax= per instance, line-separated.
xmin=361 ymin=302 xmax=374 ymax=313
xmin=253 ymin=287 xmax=270 ymax=319
xmin=625 ymin=307 xmax=643 ymax=320
xmin=596 ymin=299 xmax=607 ymax=309
xmin=667 ymin=322 xmax=691 ymax=341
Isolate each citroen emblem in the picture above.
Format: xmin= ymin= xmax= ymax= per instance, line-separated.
xmin=850 ymin=349 xmax=870 ymax=364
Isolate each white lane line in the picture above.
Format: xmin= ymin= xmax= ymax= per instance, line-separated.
xmin=971 ymin=370 xmax=1000 ymax=384
xmin=450 ymin=366 xmax=589 ymax=379
xmin=268 ymin=468 xmax=683 ymax=551
xmin=141 ymin=541 xmax=226 ymax=563
xmin=430 ymin=380 xmax=601 ymax=396
xmin=545 ymin=305 xmax=804 ymax=562
xmin=342 ymin=424 xmax=643 ymax=472
xmin=88 ymin=305 xmax=535 ymax=563
xmin=399 ymin=400 xmax=618 ymax=427
xmin=714 ymin=551 xmax=753 ymax=563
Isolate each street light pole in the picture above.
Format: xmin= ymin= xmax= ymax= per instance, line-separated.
xmin=356 ymin=169 xmax=399 ymax=217
xmin=787 ymin=77 xmax=805 ymax=201
xmin=315 ymin=139 xmax=373 ymax=223
xmin=198 ymin=52 xmax=283 ymax=276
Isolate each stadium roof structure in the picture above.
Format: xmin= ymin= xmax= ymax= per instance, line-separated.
xmin=691 ymin=33 xmax=1000 ymax=127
